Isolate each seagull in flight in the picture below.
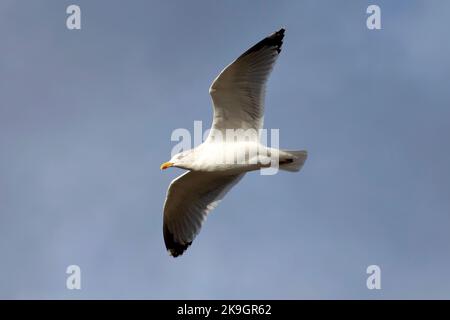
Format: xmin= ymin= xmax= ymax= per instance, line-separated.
xmin=160 ymin=28 xmax=307 ymax=257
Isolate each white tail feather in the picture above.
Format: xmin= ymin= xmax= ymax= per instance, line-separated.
xmin=279 ymin=150 xmax=307 ymax=172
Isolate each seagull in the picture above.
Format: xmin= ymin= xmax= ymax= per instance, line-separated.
xmin=160 ymin=28 xmax=307 ymax=257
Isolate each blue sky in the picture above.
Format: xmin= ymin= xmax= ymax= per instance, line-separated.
xmin=1 ymin=0 xmax=450 ymax=299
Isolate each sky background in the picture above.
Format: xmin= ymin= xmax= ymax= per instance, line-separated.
xmin=1 ymin=0 xmax=450 ymax=299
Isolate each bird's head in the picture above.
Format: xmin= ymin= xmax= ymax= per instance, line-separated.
xmin=160 ymin=150 xmax=195 ymax=171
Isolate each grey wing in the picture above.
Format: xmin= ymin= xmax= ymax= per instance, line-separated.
xmin=208 ymin=28 xmax=285 ymax=136
xmin=162 ymin=171 xmax=245 ymax=257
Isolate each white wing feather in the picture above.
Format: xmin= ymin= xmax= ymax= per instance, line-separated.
xmin=208 ymin=28 xmax=285 ymax=137
xmin=163 ymin=171 xmax=244 ymax=257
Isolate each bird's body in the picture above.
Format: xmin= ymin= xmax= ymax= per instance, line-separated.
xmin=171 ymin=141 xmax=298 ymax=173
xmin=161 ymin=28 xmax=307 ymax=257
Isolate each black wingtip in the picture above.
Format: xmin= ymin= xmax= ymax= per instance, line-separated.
xmin=241 ymin=28 xmax=286 ymax=57
xmin=163 ymin=224 xmax=192 ymax=258
xmin=271 ymin=28 xmax=285 ymax=54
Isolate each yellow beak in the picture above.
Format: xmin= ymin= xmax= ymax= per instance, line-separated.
xmin=160 ymin=162 xmax=174 ymax=170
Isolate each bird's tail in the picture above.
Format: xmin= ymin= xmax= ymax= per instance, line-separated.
xmin=279 ymin=150 xmax=307 ymax=172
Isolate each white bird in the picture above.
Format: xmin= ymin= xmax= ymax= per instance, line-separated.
xmin=161 ymin=28 xmax=307 ymax=257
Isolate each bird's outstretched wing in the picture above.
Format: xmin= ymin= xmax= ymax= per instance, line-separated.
xmin=163 ymin=171 xmax=245 ymax=257
xmin=208 ymin=28 xmax=285 ymax=136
